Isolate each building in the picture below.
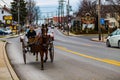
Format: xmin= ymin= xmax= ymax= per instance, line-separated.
xmin=101 ymin=5 xmax=120 ymax=28
xmin=0 ymin=5 xmax=11 ymax=27
xmin=53 ymin=16 xmax=66 ymax=25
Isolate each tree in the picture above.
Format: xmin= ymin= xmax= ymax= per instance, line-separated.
xmin=34 ymin=6 xmax=41 ymax=25
xmin=26 ymin=0 xmax=35 ymax=24
xmin=11 ymin=0 xmax=28 ymax=25
xmin=77 ymin=0 xmax=96 ymax=17
xmin=26 ymin=0 xmax=41 ymax=25
xmin=106 ymin=0 xmax=120 ymax=27
xmin=76 ymin=0 xmax=98 ymax=32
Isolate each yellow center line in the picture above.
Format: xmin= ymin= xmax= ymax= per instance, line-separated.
xmin=55 ymin=46 xmax=120 ymax=67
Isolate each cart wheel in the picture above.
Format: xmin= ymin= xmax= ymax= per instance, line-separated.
xmin=49 ymin=43 xmax=54 ymax=62
xmin=23 ymin=49 xmax=26 ymax=64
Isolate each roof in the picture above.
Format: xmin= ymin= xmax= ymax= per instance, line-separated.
xmin=2 ymin=5 xmax=11 ymax=13
xmin=53 ymin=17 xmax=66 ymax=23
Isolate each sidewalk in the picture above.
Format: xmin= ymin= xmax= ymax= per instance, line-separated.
xmin=0 ymin=41 xmax=19 ymax=80
xmin=0 ymin=33 xmax=24 ymax=80
xmin=59 ymin=29 xmax=106 ymax=42
xmin=91 ymin=37 xmax=106 ymax=42
xmin=60 ymin=30 xmax=83 ymax=37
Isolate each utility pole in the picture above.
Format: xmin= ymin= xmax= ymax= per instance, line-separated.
xmin=58 ymin=1 xmax=61 ymax=28
xmin=18 ymin=0 xmax=20 ymax=32
xmin=98 ymin=0 xmax=101 ymax=40
xmin=67 ymin=0 xmax=70 ymax=35
xmin=61 ymin=1 xmax=63 ymax=25
xmin=58 ymin=0 xmax=65 ymax=29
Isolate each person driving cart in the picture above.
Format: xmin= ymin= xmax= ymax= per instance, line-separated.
xmin=26 ymin=26 xmax=36 ymax=39
xmin=26 ymin=26 xmax=36 ymax=55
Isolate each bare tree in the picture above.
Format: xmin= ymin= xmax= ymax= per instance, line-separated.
xmin=26 ymin=0 xmax=36 ymax=25
xmin=77 ymin=0 xmax=97 ymax=17
xmin=34 ymin=6 xmax=41 ymax=25
xmin=106 ymin=0 xmax=120 ymax=26
xmin=76 ymin=0 xmax=98 ymax=32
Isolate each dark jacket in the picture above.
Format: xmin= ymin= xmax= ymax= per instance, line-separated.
xmin=26 ymin=30 xmax=36 ymax=38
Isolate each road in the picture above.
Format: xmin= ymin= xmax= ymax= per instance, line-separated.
xmin=6 ymin=28 xmax=120 ymax=80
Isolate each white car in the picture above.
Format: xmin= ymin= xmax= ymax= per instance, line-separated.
xmin=47 ymin=28 xmax=54 ymax=40
xmin=4 ymin=27 xmax=12 ymax=34
xmin=106 ymin=28 xmax=120 ymax=48
xmin=51 ymin=25 xmax=54 ymax=29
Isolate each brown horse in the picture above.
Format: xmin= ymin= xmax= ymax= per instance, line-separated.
xmin=21 ymin=26 xmax=51 ymax=70
xmin=32 ymin=26 xmax=50 ymax=70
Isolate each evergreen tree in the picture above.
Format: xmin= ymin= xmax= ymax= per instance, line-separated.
xmin=11 ymin=0 xmax=28 ymax=25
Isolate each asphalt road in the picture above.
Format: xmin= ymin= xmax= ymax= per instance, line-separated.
xmin=6 ymin=28 xmax=120 ymax=80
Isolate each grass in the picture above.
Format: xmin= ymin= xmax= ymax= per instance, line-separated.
xmin=0 ymin=36 xmax=5 ymax=38
xmin=0 ymin=40 xmax=6 ymax=42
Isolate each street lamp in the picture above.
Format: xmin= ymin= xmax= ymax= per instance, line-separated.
xmin=17 ymin=0 xmax=20 ymax=33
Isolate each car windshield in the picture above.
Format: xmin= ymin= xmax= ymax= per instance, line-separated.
xmin=111 ymin=29 xmax=120 ymax=36
xmin=0 ymin=29 xmax=5 ymax=32
xmin=116 ymin=29 xmax=120 ymax=35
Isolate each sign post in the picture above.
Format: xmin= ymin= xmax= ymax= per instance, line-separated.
xmin=100 ymin=18 xmax=105 ymax=41
xmin=100 ymin=18 xmax=105 ymax=25
xmin=3 ymin=15 xmax=12 ymax=25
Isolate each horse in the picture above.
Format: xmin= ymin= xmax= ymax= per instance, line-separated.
xmin=32 ymin=26 xmax=51 ymax=70
xmin=20 ymin=26 xmax=52 ymax=70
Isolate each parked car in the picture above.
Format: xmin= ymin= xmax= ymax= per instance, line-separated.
xmin=51 ymin=25 xmax=55 ymax=29
xmin=0 ymin=29 xmax=8 ymax=35
xmin=47 ymin=27 xmax=54 ymax=40
xmin=106 ymin=28 xmax=120 ymax=48
xmin=4 ymin=27 xmax=12 ymax=34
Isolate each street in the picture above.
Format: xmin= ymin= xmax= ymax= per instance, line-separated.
xmin=6 ymin=28 xmax=120 ymax=80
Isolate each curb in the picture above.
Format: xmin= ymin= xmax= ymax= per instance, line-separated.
xmin=91 ymin=38 xmax=106 ymax=43
xmin=3 ymin=42 xmax=19 ymax=80
xmin=0 ymin=33 xmax=24 ymax=80
xmin=58 ymin=29 xmax=83 ymax=36
xmin=58 ymin=29 xmax=107 ymax=43
xmin=5 ymin=35 xmax=19 ymax=39
xmin=1 ymin=33 xmax=24 ymax=39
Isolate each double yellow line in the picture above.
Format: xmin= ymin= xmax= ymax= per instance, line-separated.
xmin=55 ymin=46 xmax=120 ymax=67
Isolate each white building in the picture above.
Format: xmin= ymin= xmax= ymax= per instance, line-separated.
xmin=0 ymin=5 xmax=11 ymax=23
xmin=105 ymin=13 xmax=119 ymax=28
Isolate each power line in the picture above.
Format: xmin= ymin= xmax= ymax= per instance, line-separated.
xmin=40 ymin=7 xmax=57 ymax=8
xmin=0 ymin=4 xmax=3 ymax=7
xmin=1 ymin=0 xmax=10 ymax=8
xmin=41 ymin=11 xmax=54 ymax=13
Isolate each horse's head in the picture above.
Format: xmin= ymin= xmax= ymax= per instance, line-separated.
xmin=41 ymin=27 xmax=48 ymax=37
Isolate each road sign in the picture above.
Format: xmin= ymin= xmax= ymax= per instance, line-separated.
xmin=3 ymin=16 xmax=12 ymax=20
xmin=6 ymin=20 xmax=12 ymax=24
xmin=100 ymin=18 xmax=105 ymax=25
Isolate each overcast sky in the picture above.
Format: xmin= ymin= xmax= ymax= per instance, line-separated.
xmin=0 ymin=0 xmax=106 ymax=18
xmin=0 ymin=0 xmax=80 ymax=16
xmin=0 ymin=0 xmax=107 ymax=24
xmin=0 ymin=0 xmax=107 ymax=12
xmin=0 ymin=0 xmax=80 ymax=10
xmin=36 ymin=0 xmax=80 ymax=17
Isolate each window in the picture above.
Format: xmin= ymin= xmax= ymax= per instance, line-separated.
xmin=111 ymin=30 xmax=118 ymax=36
xmin=112 ymin=29 xmax=120 ymax=36
xmin=116 ymin=30 xmax=120 ymax=35
xmin=1 ymin=10 xmax=4 ymax=14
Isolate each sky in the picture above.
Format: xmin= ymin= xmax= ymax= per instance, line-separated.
xmin=0 ymin=0 xmax=80 ymax=17
xmin=36 ymin=0 xmax=80 ymax=18
xmin=0 ymin=0 xmax=107 ymax=15
xmin=0 ymin=0 xmax=106 ymax=23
